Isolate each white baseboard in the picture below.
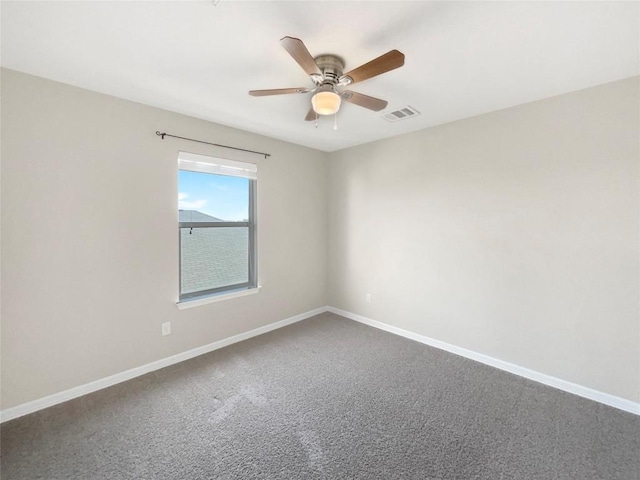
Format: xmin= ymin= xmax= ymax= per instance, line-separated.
xmin=327 ymin=306 xmax=640 ymax=416
xmin=0 ymin=306 xmax=328 ymax=423
xmin=4 ymin=305 xmax=638 ymax=422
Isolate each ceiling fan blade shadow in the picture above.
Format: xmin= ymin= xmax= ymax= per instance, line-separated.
xmin=341 ymin=91 xmax=388 ymax=111
xmin=249 ymin=88 xmax=309 ymax=96
xmin=340 ymin=50 xmax=404 ymax=85
xmin=280 ymin=36 xmax=322 ymax=78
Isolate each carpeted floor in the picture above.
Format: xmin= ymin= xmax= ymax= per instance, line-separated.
xmin=1 ymin=312 xmax=638 ymax=479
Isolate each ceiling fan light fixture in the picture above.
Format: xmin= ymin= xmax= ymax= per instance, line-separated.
xmin=311 ymin=90 xmax=341 ymax=115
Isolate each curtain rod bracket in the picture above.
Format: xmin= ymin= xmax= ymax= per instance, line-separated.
xmin=155 ymin=131 xmax=270 ymax=158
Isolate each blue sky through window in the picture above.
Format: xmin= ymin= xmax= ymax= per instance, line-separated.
xmin=178 ymin=171 xmax=248 ymax=221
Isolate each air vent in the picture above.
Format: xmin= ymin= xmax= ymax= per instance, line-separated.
xmin=382 ymin=105 xmax=420 ymax=122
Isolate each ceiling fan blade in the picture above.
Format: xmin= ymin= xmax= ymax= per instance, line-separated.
xmin=280 ymin=36 xmax=322 ymax=78
xmin=339 ymin=50 xmax=405 ymax=85
xmin=305 ymin=107 xmax=317 ymax=121
xmin=249 ymin=87 xmax=309 ymax=96
xmin=341 ymin=91 xmax=388 ymax=111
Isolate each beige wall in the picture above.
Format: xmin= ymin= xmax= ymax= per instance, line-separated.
xmin=1 ymin=69 xmax=328 ymax=409
xmin=3 ymin=69 xmax=638 ymax=410
xmin=328 ymin=77 xmax=640 ymax=403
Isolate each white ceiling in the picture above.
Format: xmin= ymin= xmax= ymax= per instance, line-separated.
xmin=2 ymin=1 xmax=638 ymax=152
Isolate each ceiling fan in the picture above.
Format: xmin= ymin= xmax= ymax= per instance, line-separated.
xmin=249 ymin=37 xmax=405 ymax=121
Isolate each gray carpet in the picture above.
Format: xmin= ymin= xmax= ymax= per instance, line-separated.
xmin=1 ymin=312 xmax=639 ymax=479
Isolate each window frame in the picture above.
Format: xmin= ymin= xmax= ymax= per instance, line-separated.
xmin=178 ymin=164 xmax=257 ymax=302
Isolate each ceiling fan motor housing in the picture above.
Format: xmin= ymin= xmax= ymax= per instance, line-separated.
xmin=314 ymin=55 xmax=346 ymax=86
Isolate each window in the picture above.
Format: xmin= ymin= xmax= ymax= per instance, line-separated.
xmin=178 ymin=152 xmax=257 ymax=301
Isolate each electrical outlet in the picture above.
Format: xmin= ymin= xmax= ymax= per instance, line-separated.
xmin=365 ymin=293 xmax=372 ymax=303
xmin=162 ymin=322 xmax=171 ymax=336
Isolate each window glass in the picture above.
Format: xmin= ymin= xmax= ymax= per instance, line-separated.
xmin=178 ymin=163 xmax=256 ymax=301
xmin=179 ymin=170 xmax=249 ymax=222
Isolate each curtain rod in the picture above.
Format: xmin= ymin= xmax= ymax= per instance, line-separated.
xmin=155 ymin=131 xmax=270 ymax=159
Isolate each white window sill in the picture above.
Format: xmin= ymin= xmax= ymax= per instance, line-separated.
xmin=176 ymin=286 xmax=261 ymax=310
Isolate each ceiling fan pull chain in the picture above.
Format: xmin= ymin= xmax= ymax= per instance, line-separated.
xmin=333 ymin=114 xmax=338 ymax=131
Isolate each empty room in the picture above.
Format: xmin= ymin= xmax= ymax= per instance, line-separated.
xmin=1 ymin=1 xmax=639 ymax=479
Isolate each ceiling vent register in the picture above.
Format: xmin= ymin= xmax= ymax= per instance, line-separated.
xmin=382 ymin=106 xmax=420 ymax=122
